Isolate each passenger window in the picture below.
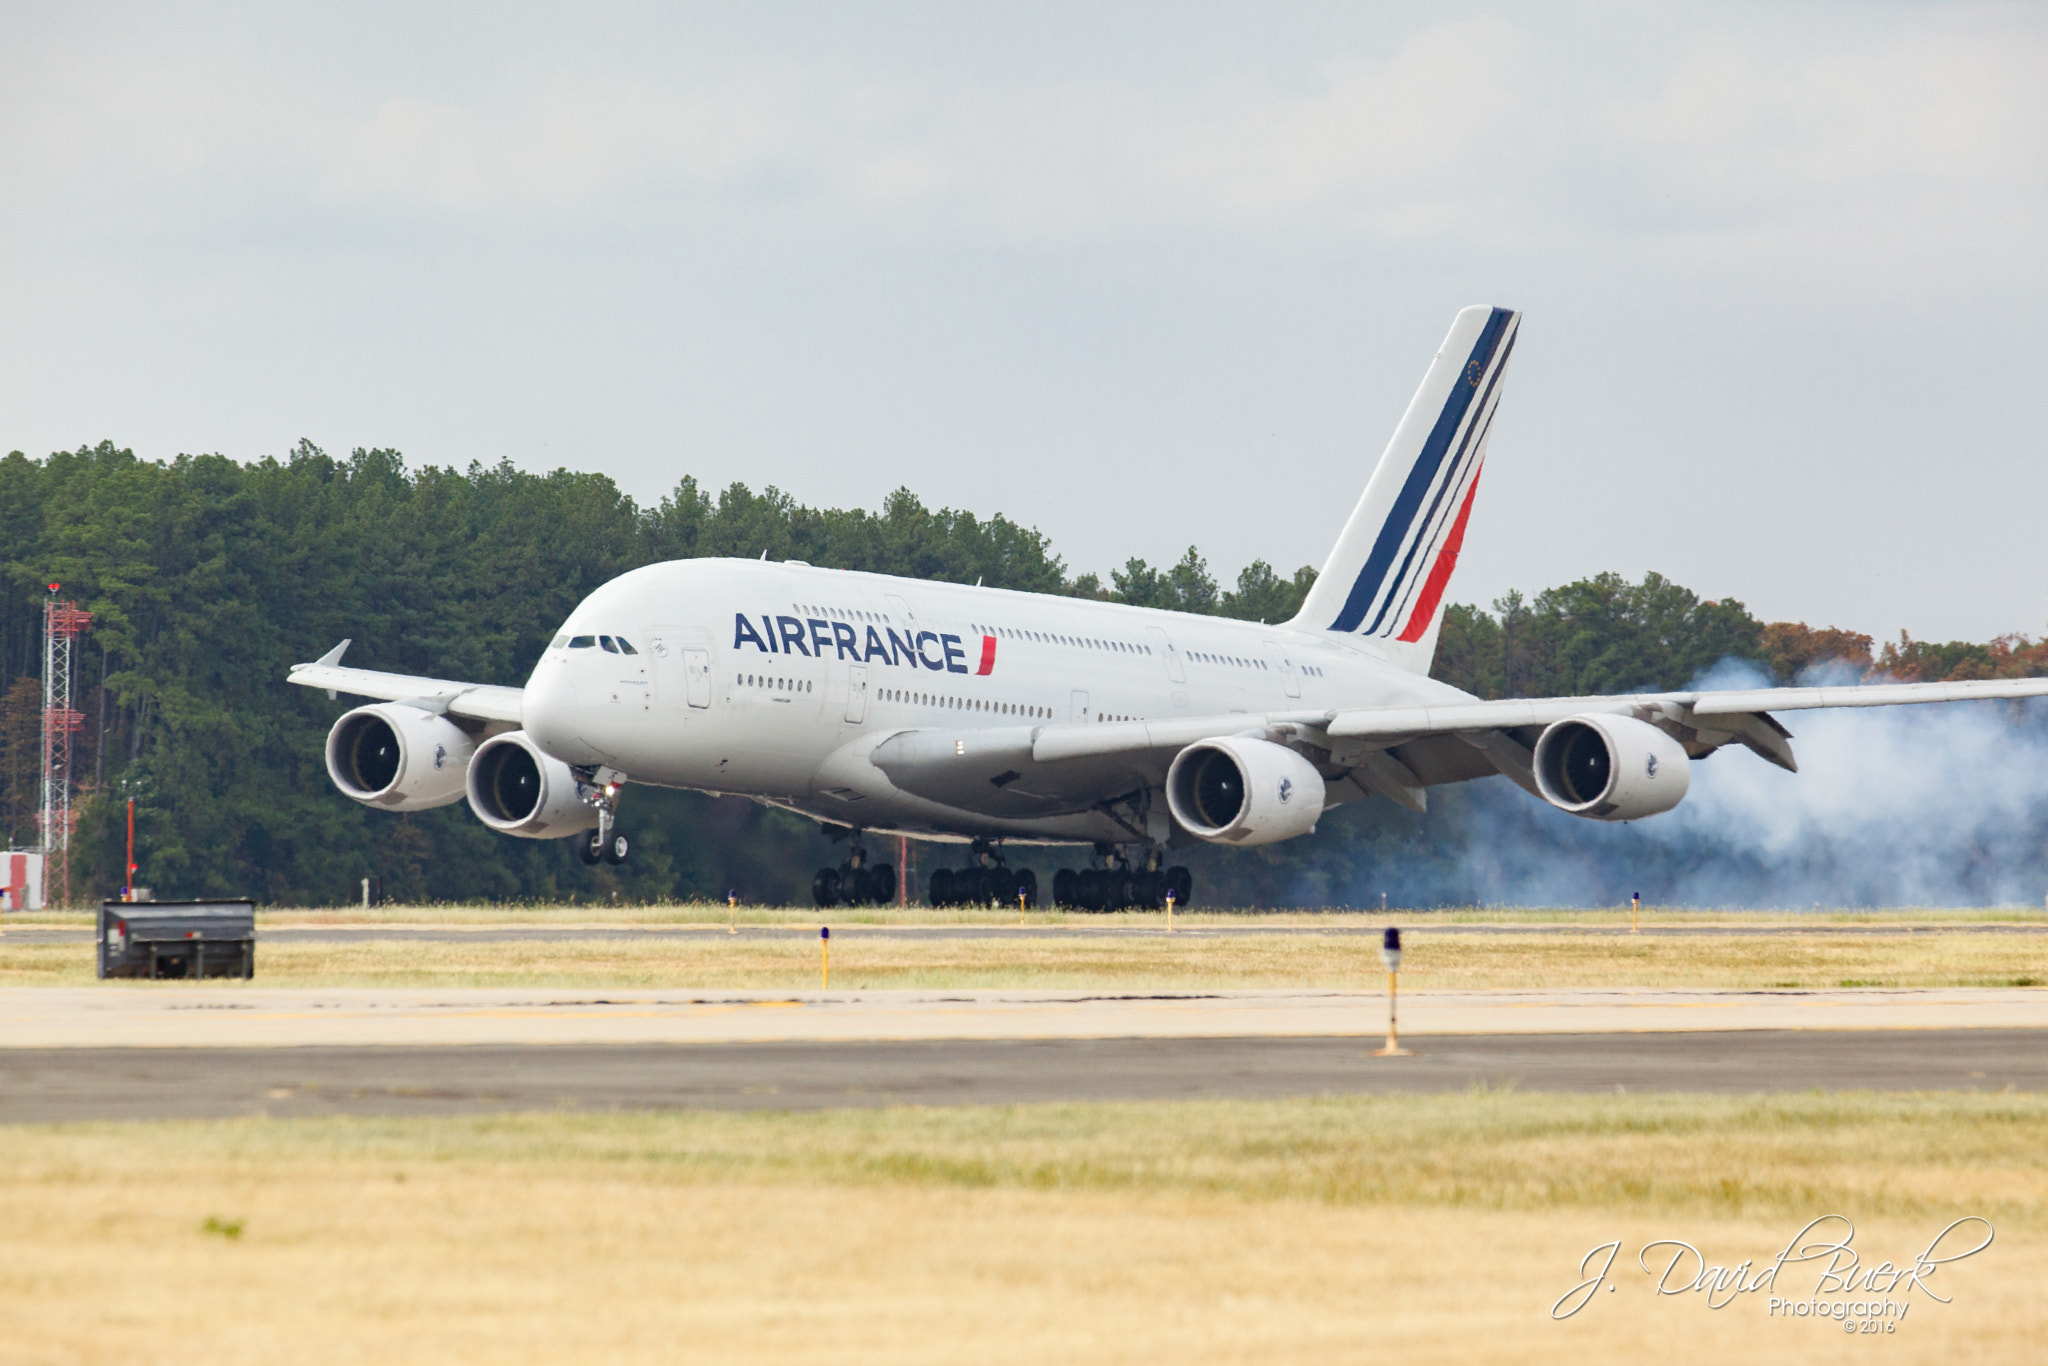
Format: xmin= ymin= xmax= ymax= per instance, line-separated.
xmin=599 ymin=636 xmax=619 ymax=653
xmin=616 ymin=638 xmax=638 ymax=655
xmin=569 ymin=636 xmax=597 ymax=649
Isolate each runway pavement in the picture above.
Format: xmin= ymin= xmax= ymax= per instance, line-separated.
xmin=5 ymin=1029 xmax=2043 ymax=1123
xmin=6 ymin=985 xmax=2047 ymax=1048
xmin=8 ymin=921 xmax=2048 ymax=945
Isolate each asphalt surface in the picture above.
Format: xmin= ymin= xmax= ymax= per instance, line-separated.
xmin=10 ymin=922 xmax=2048 ymax=944
xmin=6 ymin=1027 xmax=2043 ymax=1123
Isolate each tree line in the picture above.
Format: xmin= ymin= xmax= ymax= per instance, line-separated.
xmin=1 ymin=441 xmax=2038 ymax=907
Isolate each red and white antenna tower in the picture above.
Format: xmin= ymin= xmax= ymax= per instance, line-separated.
xmin=40 ymin=585 xmax=91 ymax=908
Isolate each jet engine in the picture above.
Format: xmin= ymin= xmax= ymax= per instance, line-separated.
xmin=1532 ymin=714 xmax=1689 ymax=821
xmin=464 ymin=731 xmax=600 ymax=839
xmin=325 ymin=704 xmax=476 ymax=811
xmin=1165 ymin=737 xmax=1326 ymax=846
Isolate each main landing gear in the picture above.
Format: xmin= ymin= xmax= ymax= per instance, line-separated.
xmin=812 ymin=833 xmax=897 ymax=908
xmin=1051 ymin=844 xmax=1191 ymax=912
xmin=928 ymin=838 xmax=1038 ymax=908
xmin=577 ymin=770 xmax=630 ymax=866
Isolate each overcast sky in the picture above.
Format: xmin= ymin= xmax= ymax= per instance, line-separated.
xmin=4 ymin=2 xmax=2044 ymax=642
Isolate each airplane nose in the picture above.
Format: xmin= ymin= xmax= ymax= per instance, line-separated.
xmin=522 ymin=658 xmax=595 ymax=761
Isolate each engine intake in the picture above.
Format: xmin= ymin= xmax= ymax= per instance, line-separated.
xmin=1165 ymin=737 xmax=1325 ymax=846
xmin=1532 ymin=714 xmax=1689 ymax=821
xmin=465 ymin=731 xmax=600 ymax=839
xmin=324 ymin=704 xmax=476 ymax=811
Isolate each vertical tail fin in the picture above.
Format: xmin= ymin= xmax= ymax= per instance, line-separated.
xmin=1288 ymin=305 xmax=1519 ymax=674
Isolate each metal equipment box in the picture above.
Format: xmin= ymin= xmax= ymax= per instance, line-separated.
xmin=97 ymin=900 xmax=256 ymax=980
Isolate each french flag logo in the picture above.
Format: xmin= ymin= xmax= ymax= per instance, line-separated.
xmin=976 ymin=635 xmax=997 ymax=675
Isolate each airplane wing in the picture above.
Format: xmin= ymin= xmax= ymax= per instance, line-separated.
xmin=285 ymin=640 xmax=525 ymax=725
xmin=913 ymin=674 xmax=2048 ymax=819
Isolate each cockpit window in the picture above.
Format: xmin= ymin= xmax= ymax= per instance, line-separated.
xmin=568 ymin=636 xmax=597 ymax=649
xmin=615 ymin=638 xmax=639 ymax=655
xmin=599 ymin=635 xmax=619 ymax=653
xmin=550 ymin=635 xmax=568 ymax=649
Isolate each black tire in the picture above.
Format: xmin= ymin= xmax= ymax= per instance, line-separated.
xmin=1132 ymin=869 xmax=1162 ymax=910
xmin=1018 ymin=868 xmax=1039 ymax=909
xmin=929 ymin=867 xmax=954 ymax=908
xmin=1076 ymin=869 xmax=1105 ymax=913
xmin=1104 ymin=870 xmax=1133 ymax=912
xmin=1165 ymin=866 xmax=1193 ymax=907
xmin=604 ymin=832 xmax=629 ymax=865
xmin=867 ymin=862 xmax=897 ymax=905
xmin=812 ymin=867 xmax=841 ymax=908
xmin=965 ymin=867 xmax=991 ymax=907
xmin=1051 ymin=868 xmax=1076 ymax=909
xmin=578 ymin=831 xmax=603 ymax=865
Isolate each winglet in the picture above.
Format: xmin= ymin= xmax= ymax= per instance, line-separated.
xmin=313 ymin=639 xmax=350 ymax=668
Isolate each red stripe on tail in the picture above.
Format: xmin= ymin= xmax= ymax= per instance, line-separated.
xmin=976 ymin=635 xmax=997 ymax=675
xmin=1396 ymin=467 xmax=1484 ymax=643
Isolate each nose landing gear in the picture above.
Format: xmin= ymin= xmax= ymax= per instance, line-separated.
xmin=576 ymin=769 xmax=630 ymax=866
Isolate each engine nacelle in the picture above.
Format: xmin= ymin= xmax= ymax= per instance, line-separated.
xmin=1532 ymin=713 xmax=1690 ymax=821
xmin=325 ymin=704 xmax=476 ymax=811
xmin=465 ymin=731 xmax=600 ymax=839
xmin=1165 ymin=737 xmax=1326 ymax=846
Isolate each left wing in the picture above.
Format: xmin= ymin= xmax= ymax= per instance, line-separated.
xmin=286 ymin=640 xmax=525 ymax=724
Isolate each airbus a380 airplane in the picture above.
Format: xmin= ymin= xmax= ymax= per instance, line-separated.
xmin=290 ymin=306 xmax=2048 ymax=909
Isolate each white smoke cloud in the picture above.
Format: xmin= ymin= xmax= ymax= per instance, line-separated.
xmin=1339 ymin=660 xmax=2048 ymax=910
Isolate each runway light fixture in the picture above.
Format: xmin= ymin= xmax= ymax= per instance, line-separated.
xmin=1374 ymin=926 xmax=1413 ymax=1058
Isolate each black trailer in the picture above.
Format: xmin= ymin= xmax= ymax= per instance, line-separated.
xmin=97 ymin=900 xmax=255 ymax=980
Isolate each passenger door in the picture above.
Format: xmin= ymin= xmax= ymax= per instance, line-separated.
xmin=683 ymin=649 xmax=712 ymax=709
xmin=845 ymin=664 xmax=869 ymax=724
xmin=647 ymin=627 xmax=707 ymax=715
xmin=1070 ymin=690 xmax=1091 ymax=723
xmin=1146 ymin=626 xmax=1186 ymax=683
xmin=1265 ymin=643 xmax=1301 ymax=699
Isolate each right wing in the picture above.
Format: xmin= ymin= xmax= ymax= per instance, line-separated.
xmin=286 ymin=640 xmax=525 ymax=725
xmin=998 ymin=675 xmax=2048 ymax=815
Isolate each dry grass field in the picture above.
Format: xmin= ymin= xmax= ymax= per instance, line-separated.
xmin=6 ymin=920 xmax=2048 ymax=990
xmin=3 ymin=1093 xmax=2043 ymax=1364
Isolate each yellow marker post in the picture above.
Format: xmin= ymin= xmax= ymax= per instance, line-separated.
xmin=1373 ymin=926 xmax=1412 ymax=1057
xmin=729 ymin=892 xmax=738 ymax=935
xmin=820 ymin=925 xmax=830 ymax=990
xmin=1165 ymin=890 xmax=1174 ymax=933
xmin=1631 ymin=891 xmax=1640 ymax=934
xmin=1019 ymin=890 xmax=1027 ymax=924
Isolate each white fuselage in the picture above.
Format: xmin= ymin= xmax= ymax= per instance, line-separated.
xmin=518 ymin=558 xmax=1479 ymax=843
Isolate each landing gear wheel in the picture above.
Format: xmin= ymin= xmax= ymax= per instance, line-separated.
xmin=1052 ymin=869 xmax=1077 ymax=909
xmin=928 ymin=868 xmax=954 ymax=908
xmin=579 ymin=830 xmax=604 ymax=865
xmin=1017 ymin=868 xmax=1039 ymax=908
xmin=867 ymin=863 xmax=897 ymax=905
xmin=603 ymin=832 xmax=629 ymax=865
xmin=1165 ymin=866 xmax=1193 ymax=907
xmin=812 ymin=867 xmax=842 ymax=908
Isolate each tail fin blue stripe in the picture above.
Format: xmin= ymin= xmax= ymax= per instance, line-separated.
xmin=1362 ymin=330 xmax=1515 ymax=635
xmin=1329 ymin=307 xmax=1515 ymax=633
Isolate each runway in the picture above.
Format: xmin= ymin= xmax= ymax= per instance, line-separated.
xmin=5 ymin=1029 xmax=2043 ymax=1123
xmin=8 ymin=920 xmax=2048 ymax=945
xmin=7 ymin=985 xmax=2047 ymax=1048
xmin=2 ymin=982 xmax=2044 ymax=1122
